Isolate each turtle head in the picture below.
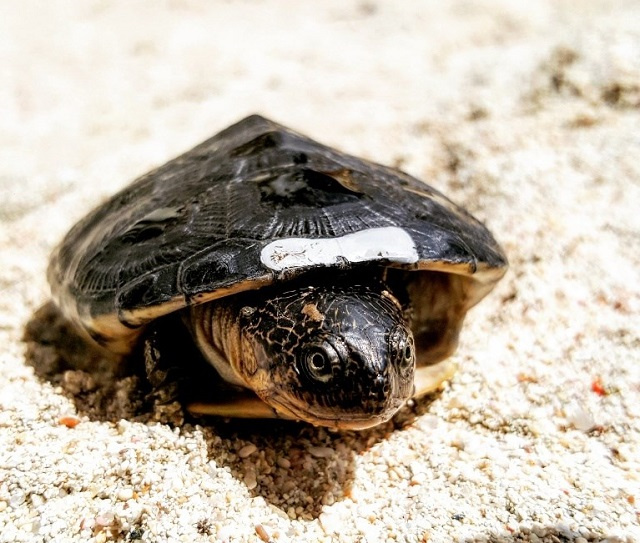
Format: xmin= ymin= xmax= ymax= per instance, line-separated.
xmin=237 ymin=282 xmax=415 ymax=430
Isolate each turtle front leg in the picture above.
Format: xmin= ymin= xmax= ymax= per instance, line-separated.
xmin=142 ymin=313 xmax=226 ymax=425
xmin=187 ymin=395 xmax=295 ymax=420
xmin=142 ymin=319 xmax=193 ymax=425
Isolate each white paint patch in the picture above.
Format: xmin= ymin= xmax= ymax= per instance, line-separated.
xmin=260 ymin=226 xmax=419 ymax=271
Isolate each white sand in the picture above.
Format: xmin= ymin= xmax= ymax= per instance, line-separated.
xmin=1 ymin=1 xmax=639 ymax=542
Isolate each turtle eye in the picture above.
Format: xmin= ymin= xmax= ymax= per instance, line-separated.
xmin=300 ymin=345 xmax=336 ymax=383
xmin=400 ymin=340 xmax=414 ymax=368
xmin=389 ymin=326 xmax=415 ymax=370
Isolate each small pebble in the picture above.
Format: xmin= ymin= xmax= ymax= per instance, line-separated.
xmin=95 ymin=514 xmax=115 ymax=527
xmin=117 ymin=488 xmax=134 ymax=501
xmin=58 ymin=415 xmax=81 ymax=429
xmin=566 ymin=403 xmax=596 ymax=432
xmin=255 ymin=524 xmax=270 ymax=542
xmin=321 ymin=493 xmax=335 ymax=506
xmin=30 ymin=494 xmax=45 ymax=507
xmin=238 ymin=444 xmax=258 ymax=458
xmin=277 ymin=457 xmax=291 ymax=469
xmin=309 ymin=446 xmax=333 ymax=458
xmin=9 ymin=491 xmax=25 ymax=507
xmin=282 ymin=480 xmax=296 ymax=493
xmin=244 ymin=470 xmax=258 ymax=490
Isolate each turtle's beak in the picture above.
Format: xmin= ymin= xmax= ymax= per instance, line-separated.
xmin=265 ymin=389 xmax=407 ymax=430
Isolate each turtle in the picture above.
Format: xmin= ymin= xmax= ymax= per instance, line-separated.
xmin=48 ymin=114 xmax=507 ymax=430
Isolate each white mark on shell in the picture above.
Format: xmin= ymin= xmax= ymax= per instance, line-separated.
xmin=260 ymin=226 xmax=418 ymax=272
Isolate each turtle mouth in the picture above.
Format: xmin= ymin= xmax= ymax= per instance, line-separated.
xmin=266 ymin=394 xmax=404 ymax=430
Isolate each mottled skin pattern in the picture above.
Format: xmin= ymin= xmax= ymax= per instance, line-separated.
xmin=192 ymin=275 xmax=416 ymax=429
xmin=48 ymin=115 xmax=507 ymax=429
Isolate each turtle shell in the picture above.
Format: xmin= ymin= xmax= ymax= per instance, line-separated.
xmin=48 ymin=115 xmax=507 ymax=354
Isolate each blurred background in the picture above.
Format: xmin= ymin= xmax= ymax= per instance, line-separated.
xmin=0 ymin=0 xmax=585 ymax=228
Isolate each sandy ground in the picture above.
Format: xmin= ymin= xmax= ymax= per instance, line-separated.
xmin=1 ymin=1 xmax=640 ymax=542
